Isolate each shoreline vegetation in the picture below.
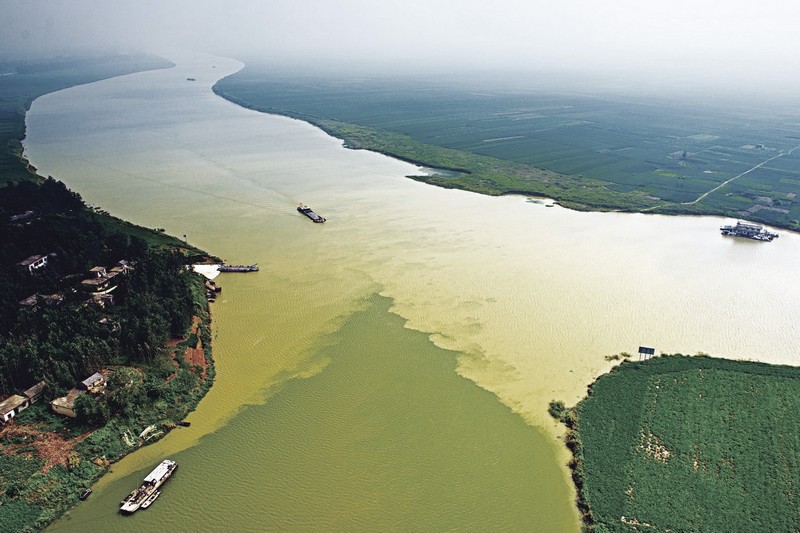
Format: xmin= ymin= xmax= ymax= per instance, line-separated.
xmin=212 ymin=71 xmax=800 ymax=233
xmin=212 ymin=86 xmax=646 ymax=211
xmin=0 ymin=55 xmax=218 ymax=532
xmin=212 ymin=66 xmax=800 ymax=529
xmin=550 ymin=354 xmax=800 ymax=532
xmin=6 ymin=53 xmax=798 ymax=532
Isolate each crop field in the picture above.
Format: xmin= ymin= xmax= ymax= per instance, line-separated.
xmin=575 ymin=356 xmax=800 ymax=532
xmin=215 ymin=66 xmax=800 ymax=229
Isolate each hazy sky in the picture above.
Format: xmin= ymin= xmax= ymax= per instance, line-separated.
xmin=3 ymin=0 xmax=799 ymax=87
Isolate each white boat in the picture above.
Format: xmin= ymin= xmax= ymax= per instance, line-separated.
xmin=720 ymin=220 xmax=778 ymax=241
xmin=120 ymin=460 xmax=177 ymax=514
xmin=140 ymin=490 xmax=161 ymax=509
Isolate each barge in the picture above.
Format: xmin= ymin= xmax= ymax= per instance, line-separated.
xmin=120 ymin=459 xmax=177 ymax=514
xmin=217 ymin=264 xmax=259 ymax=273
xmin=720 ymin=220 xmax=778 ymax=241
xmin=297 ymin=204 xmax=326 ymax=223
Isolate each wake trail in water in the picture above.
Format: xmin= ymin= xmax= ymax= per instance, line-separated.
xmin=31 ymin=147 xmax=299 ymax=215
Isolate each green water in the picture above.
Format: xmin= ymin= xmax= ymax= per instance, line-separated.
xmin=52 ymin=295 xmax=573 ymax=531
xmin=25 ymin=53 xmax=800 ymax=532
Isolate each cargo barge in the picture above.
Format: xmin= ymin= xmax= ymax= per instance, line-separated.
xmin=120 ymin=459 xmax=177 ymax=514
xmin=297 ymin=204 xmax=326 ymax=223
xmin=217 ymin=264 xmax=259 ymax=272
xmin=720 ymin=220 xmax=778 ymax=241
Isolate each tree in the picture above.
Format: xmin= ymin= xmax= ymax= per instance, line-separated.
xmin=74 ymin=393 xmax=109 ymax=426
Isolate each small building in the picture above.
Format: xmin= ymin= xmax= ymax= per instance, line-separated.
xmin=19 ymin=294 xmax=39 ymax=307
xmin=1 ymin=394 xmax=30 ymax=423
xmin=81 ymin=264 xmax=121 ymax=292
xmin=23 ymin=381 xmax=46 ymax=403
xmin=41 ymin=293 xmax=65 ymax=306
xmin=19 ymin=293 xmax=65 ymax=308
xmin=109 ymin=260 xmax=132 ymax=276
xmin=16 ymin=254 xmax=48 ymax=274
xmin=79 ymin=372 xmax=107 ymax=394
xmin=88 ymin=266 xmax=107 ymax=278
xmin=50 ymin=389 xmax=84 ymax=418
xmin=81 ymin=277 xmax=111 ymax=292
xmin=89 ymin=293 xmax=115 ymax=308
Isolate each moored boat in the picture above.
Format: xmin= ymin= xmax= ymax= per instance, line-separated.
xmin=720 ymin=220 xmax=778 ymax=241
xmin=217 ymin=264 xmax=259 ymax=272
xmin=140 ymin=490 xmax=161 ymax=509
xmin=120 ymin=459 xmax=177 ymax=514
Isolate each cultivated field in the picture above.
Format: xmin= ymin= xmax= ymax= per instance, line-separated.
xmin=574 ymin=356 xmax=800 ymax=531
xmin=215 ymin=67 xmax=800 ymax=230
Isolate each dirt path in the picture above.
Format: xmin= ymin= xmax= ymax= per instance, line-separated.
xmin=0 ymin=423 xmax=93 ymax=473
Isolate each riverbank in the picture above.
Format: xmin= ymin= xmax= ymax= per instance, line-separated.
xmin=212 ymin=69 xmax=800 ymax=234
xmin=211 ymin=85 xmax=655 ymax=212
xmin=26 ymin=52 xmax=800 ymax=532
xmin=0 ymin=269 xmax=215 ymax=533
xmin=0 ymin=55 xmax=218 ymax=533
xmin=552 ymin=354 xmax=800 ymax=531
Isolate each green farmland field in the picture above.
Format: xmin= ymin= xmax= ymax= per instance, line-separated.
xmin=214 ymin=66 xmax=800 ymax=230
xmin=573 ymin=356 xmax=800 ymax=532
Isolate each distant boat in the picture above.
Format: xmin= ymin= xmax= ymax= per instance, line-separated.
xmin=79 ymin=488 xmax=92 ymax=501
xmin=297 ymin=204 xmax=326 ymax=223
xmin=217 ymin=264 xmax=259 ymax=273
xmin=186 ymin=77 xmax=196 ymax=81
xmin=720 ymin=220 xmax=778 ymax=241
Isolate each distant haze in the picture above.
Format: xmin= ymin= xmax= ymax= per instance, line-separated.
xmin=2 ymin=0 xmax=799 ymax=96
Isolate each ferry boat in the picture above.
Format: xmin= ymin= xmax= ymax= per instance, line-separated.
xmin=217 ymin=264 xmax=259 ymax=273
xmin=720 ymin=220 xmax=778 ymax=241
xmin=140 ymin=490 xmax=161 ymax=509
xmin=120 ymin=460 xmax=177 ymax=514
xmin=297 ymin=204 xmax=326 ymax=223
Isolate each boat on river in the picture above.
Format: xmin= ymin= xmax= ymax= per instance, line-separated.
xmin=720 ymin=220 xmax=778 ymax=241
xmin=218 ymin=264 xmax=259 ymax=272
xmin=297 ymin=204 xmax=326 ymax=223
xmin=120 ymin=459 xmax=177 ymax=514
xmin=140 ymin=490 xmax=161 ymax=509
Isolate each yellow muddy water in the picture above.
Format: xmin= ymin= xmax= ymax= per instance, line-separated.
xmin=25 ymin=53 xmax=800 ymax=532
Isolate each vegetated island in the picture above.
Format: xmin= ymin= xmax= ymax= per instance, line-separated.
xmin=549 ymin=354 xmax=800 ymax=532
xmin=0 ymin=55 xmax=218 ymax=532
xmin=212 ymin=67 xmax=800 ymax=232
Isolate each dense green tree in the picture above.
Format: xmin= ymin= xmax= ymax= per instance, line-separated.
xmin=0 ymin=178 xmax=199 ymax=395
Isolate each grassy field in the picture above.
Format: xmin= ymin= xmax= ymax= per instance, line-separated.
xmin=566 ymin=355 xmax=800 ymax=532
xmin=214 ymin=67 xmax=800 ymax=230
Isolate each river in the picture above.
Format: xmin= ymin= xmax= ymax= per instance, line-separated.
xmin=24 ymin=52 xmax=800 ymax=532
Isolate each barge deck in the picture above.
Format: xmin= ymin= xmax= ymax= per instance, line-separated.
xmin=297 ymin=204 xmax=326 ymax=223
